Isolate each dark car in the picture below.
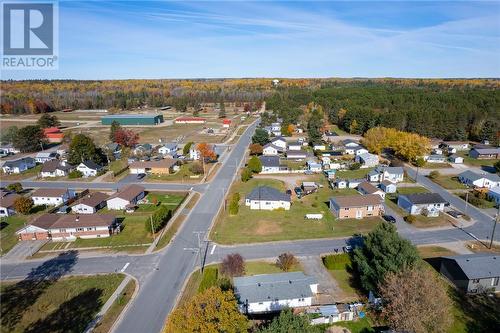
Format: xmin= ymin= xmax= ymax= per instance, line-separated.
xmin=382 ymin=215 xmax=396 ymax=223
xmin=446 ymin=210 xmax=464 ymax=218
xmin=294 ymin=187 xmax=302 ymax=198
xmin=286 ymin=189 xmax=292 ymax=196
xmin=136 ymin=173 xmax=146 ymax=180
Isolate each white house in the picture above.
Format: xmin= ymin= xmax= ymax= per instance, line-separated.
xmin=313 ymin=144 xmax=326 ymax=151
xmin=40 ymin=160 xmax=74 ymax=178
xmin=343 ymin=139 xmax=359 ymax=148
xmin=71 ymin=192 xmax=108 ymax=214
xmin=355 ymin=153 xmax=379 ymax=168
xmin=245 ymin=186 xmax=291 ymax=210
xmin=77 ymin=161 xmax=104 ymax=177
xmin=367 ymin=166 xmax=404 ymax=183
xmin=0 ymin=191 xmax=21 ymax=217
xmin=398 ymin=193 xmax=447 ymax=217
xmin=270 ymin=123 xmax=282 ymax=136
xmin=234 ymin=272 xmax=318 ymax=314
xmin=458 ymin=171 xmax=500 ymax=189
xmin=270 ymin=137 xmax=287 ymax=150
xmin=449 ymin=154 xmax=464 ymax=164
xmin=426 ymin=154 xmax=447 ymax=163
xmin=32 ymin=188 xmax=75 ymax=206
xmin=487 ymin=187 xmax=500 ymax=206
xmin=288 ymin=142 xmax=302 ymax=151
xmin=1 ymin=157 xmax=36 ymax=174
xmin=259 ymin=156 xmax=281 ymax=174
xmin=354 ymin=147 xmax=369 ymax=156
xmin=286 ymin=150 xmax=307 ymax=160
xmin=158 ymin=143 xmax=178 ymax=157
xmin=380 ymin=180 xmax=397 ymax=194
xmin=35 ymin=152 xmax=58 ymax=164
xmin=262 ymin=143 xmax=280 ymax=156
xmin=106 ymin=185 xmax=145 ymax=210
xmin=357 ymin=182 xmax=385 ymax=199
xmin=307 ymin=160 xmax=322 ymax=172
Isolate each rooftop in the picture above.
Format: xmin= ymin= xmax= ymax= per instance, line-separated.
xmin=459 ymin=170 xmax=500 ymax=183
xmin=259 ymin=156 xmax=280 ymax=167
xmin=443 ymin=253 xmax=500 ymax=279
xmin=27 ymin=213 xmax=116 ymax=230
xmin=102 ymin=114 xmax=160 ymax=119
xmin=401 ymin=192 xmax=447 ymax=205
xmin=74 ymin=192 xmax=108 ymax=208
xmin=357 ymin=182 xmax=381 ymax=194
xmin=330 ymin=194 xmax=382 ymax=208
xmin=32 ymin=188 xmax=69 ymax=198
xmin=246 ymin=186 xmax=290 ymax=202
xmin=109 ymin=184 xmax=145 ymax=202
xmin=233 ymin=272 xmax=317 ymax=304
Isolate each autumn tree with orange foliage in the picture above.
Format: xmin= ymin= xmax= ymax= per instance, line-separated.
xmin=114 ymin=129 xmax=139 ymax=148
xmin=196 ymin=143 xmax=217 ymax=162
xmin=165 ymin=287 xmax=248 ymax=333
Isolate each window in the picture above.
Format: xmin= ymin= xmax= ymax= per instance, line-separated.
xmin=87 ymin=227 xmax=93 ymax=231
xmin=492 ymin=277 xmax=499 ymax=286
xmin=367 ymin=206 xmax=373 ymax=211
xmin=76 ymin=228 xmax=84 ymax=231
xmin=472 ymin=279 xmax=480 ymax=283
xmin=59 ymin=229 xmax=66 ymax=233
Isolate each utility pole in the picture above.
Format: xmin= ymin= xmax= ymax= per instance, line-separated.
xmin=489 ymin=206 xmax=499 ymax=249
xmin=150 ymin=215 xmax=155 ymax=240
xmin=184 ymin=231 xmax=207 ymax=272
xmin=464 ymin=185 xmax=470 ymax=214
xmin=415 ymin=166 xmax=419 ymax=182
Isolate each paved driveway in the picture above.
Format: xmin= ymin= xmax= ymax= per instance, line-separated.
xmin=2 ymin=240 xmax=47 ymax=262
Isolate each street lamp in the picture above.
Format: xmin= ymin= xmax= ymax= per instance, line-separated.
xmin=489 ymin=206 xmax=499 ymax=250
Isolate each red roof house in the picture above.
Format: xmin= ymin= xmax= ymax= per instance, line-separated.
xmin=43 ymin=127 xmax=64 ymax=143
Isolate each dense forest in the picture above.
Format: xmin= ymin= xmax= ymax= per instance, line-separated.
xmin=1 ymin=78 xmax=499 ymax=142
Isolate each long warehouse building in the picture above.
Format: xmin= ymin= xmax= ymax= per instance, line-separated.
xmin=101 ymin=114 xmax=164 ymax=125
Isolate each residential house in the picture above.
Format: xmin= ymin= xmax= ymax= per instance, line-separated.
xmin=270 ymin=137 xmax=287 ymax=151
xmin=449 ymin=154 xmax=464 ymax=164
xmin=158 ymin=143 xmax=178 ymax=157
xmin=0 ymin=191 xmax=21 ymax=217
xmin=458 ymin=171 xmax=500 ymax=189
xmin=129 ymin=159 xmax=179 ymax=175
xmin=286 ymin=150 xmax=307 ymax=160
xmin=380 ymin=180 xmax=397 ymax=194
xmin=263 ymin=143 xmax=280 ymax=156
xmin=355 ymin=153 xmax=379 ymax=168
xmin=357 ymin=182 xmax=385 ymax=199
xmin=441 ymin=141 xmax=470 ymax=151
xmin=439 ymin=254 xmax=500 ymax=293
xmin=222 ymin=119 xmax=231 ymax=128
xmin=322 ymin=131 xmax=338 ymax=143
xmin=288 ymin=142 xmax=302 ymax=151
xmin=174 ymin=116 xmax=207 ymax=124
xmin=469 ymin=147 xmax=500 ymax=160
xmin=16 ymin=213 xmax=119 ymax=241
xmin=347 ymin=178 xmax=364 ymax=189
xmin=367 ymin=166 xmax=404 ymax=183
xmin=353 ymin=147 xmax=369 ymax=156
xmin=234 ymin=272 xmax=318 ymax=314
xmin=270 ymin=122 xmax=282 ymax=136
xmin=329 ymin=194 xmax=383 ymax=219
xmin=313 ymin=144 xmax=326 ymax=151
xmin=245 ymin=186 xmax=291 ymax=210
xmin=43 ymin=127 xmax=64 ymax=143
xmin=307 ymin=160 xmax=322 ymax=172
xmin=35 ymin=152 xmax=58 ymax=164
xmin=71 ymin=192 xmax=108 ymax=214
xmin=259 ymin=156 xmax=281 ymax=174
xmin=32 ymin=188 xmax=75 ymax=206
xmin=342 ymin=139 xmax=360 ymax=148
xmin=397 ymin=193 xmax=447 ymax=217
xmin=308 ymin=305 xmax=354 ymax=325
xmin=133 ymin=143 xmax=153 ymax=156
xmin=333 ymin=179 xmax=348 ymax=189
xmin=487 ymin=187 xmax=500 ymax=206
xmin=106 ymin=184 xmax=146 ymax=210
xmin=1 ymin=157 xmax=36 ymax=174
xmin=0 ymin=144 xmax=20 ymax=155
xmin=426 ymin=154 xmax=447 ymax=164
xmin=40 ymin=160 xmax=74 ymax=178
xmin=77 ymin=160 xmax=104 ymax=177
xmin=189 ymin=147 xmax=200 ymax=160
xmin=324 ymin=169 xmax=336 ymax=180
xmin=432 ymin=148 xmax=443 ymax=155
xmin=302 ymin=182 xmax=319 ymax=194
xmin=104 ymin=143 xmax=122 ymax=159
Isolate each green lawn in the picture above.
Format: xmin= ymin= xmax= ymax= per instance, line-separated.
xmin=211 ymin=177 xmax=382 ymax=244
xmin=458 ymin=192 xmax=497 ymax=209
xmin=136 ymin=193 xmax=185 ymax=213
xmin=145 ymin=163 xmax=205 ymax=182
xmin=281 ymin=160 xmax=305 ymax=171
xmin=0 ymin=216 xmax=27 ymax=255
xmin=108 ymin=159 xmax=128 ymax=174
xmin=0 ymin=274 xmax=125 ymax=333
xmin=336 ymin=167 xmax=373 ymax=179
xmin=417 ymin=246 xmax=457 ymax=258
xmin=335 ymin=317 xmax=375 ymax=333
xmin=245 ymin=260 xmax=301 ymax=276
xmin=430 ymin=175 xmax=467 ymax=190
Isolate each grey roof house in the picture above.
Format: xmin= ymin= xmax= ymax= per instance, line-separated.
xmin=397 ymin=193 xmax=447 ymax=217
xmin=440 ymin=254 xmax=500 ymax=293
xmin=245 ymin=186 xmax=291 ymax=210
xmin=233 ymin=272 xmax=318 ymax=314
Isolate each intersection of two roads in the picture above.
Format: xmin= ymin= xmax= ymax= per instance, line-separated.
xmin=1 ymin=122 xmax=499 ymax=333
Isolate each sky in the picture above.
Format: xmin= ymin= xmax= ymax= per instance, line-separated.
xmin=3 ymin=0 xmax=500 ymax=79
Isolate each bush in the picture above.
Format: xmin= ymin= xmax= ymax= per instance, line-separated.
xmin=322 ymin=253 xmax=351 ymax=270
xmin=183 ymin=142 xmax=193 ymax=156
xmin=247 ymin=156 xmax=262 ymax=173
xmin=220 ymin=253 xmax=245 ymax=277
xmin=414 ymin=157 xmax=426 ymax=167
xmin=13 ymin=196 xmax=33 ymax=214
xmin=276 ymin=252 xmax=298 ymax=272
xmin=428 ymin=170 xmax=440 ymax=179
xmin=189 ymin=162 xmax=204 ymax=175
xmin=229 ymin=193 xmax=240 ymax=215
xmin=145 ymin=206 xmax=172 ymax=233
xmin=349 ymin=162 xmax=361 ymax=170
xmin=241 ymin=168 xmax=252 ymax=182
xmin=405 ymin=215 xmax=417 ymax=224
xmin=68 ymin=170 xmax=83 ymax=179
xmin=6 ymin=182 xmax=22 ymax=193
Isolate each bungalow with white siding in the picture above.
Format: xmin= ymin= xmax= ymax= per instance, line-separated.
xmin=357 ymin=182 xmax=385 ymax=199
xmin=245 ymin=186 xmax=291 ymax=210
xmin=262 ymin=143 xmax=280 ymax=156
xmin=353 ymin=147 xmax=369 ymax=156
xmin=0 ymin=191 xmax=21 ymax=217
xmin=270 ymin=137 xmax=287 ymax=150
xmin=234 ymin=272 xmax=318 ymax=314
xmin=35 ymin=152 xmax=58 ymax=164
xmin=398 ymin=193 xmax=447 ymax=217
xmin=458 ymin=171 xmax=500 ymax=189
xmin=32 ymin=188 xmax=75 ymax=206
xmin=380 ymin=180 xmax=397 ymax=194
xmin=77 ymin=160 xmax=104 ymax=177
xmin=1 ymin=157 xmax=36 ymax=174
xmin=71 ymin=192 xmax=108 ymax=214
xmin=366 ymin=166 xmax=404 ymax=183
xmin=41 ymin=160 xmax=74 ymax=178
xmin=449 ymin=154 xmax=464 ymax=164
xmin=259 ymin=156 xmax=281 ymax=174
xmin=158 ymin=143 xmax=178 ymax=157
xmin=355 ymin=153 xmax=379 ymax=168
xmin=286 ymin=150 xmax=307 ymax=160
xmin=106 ymin=185 xmax=146 ymax=210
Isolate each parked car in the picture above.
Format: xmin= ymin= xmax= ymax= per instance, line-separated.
xmin=446 ymin=210 xmax=464 ymax=218
xmin=294 ymin=187 xmax=302 ymax=198
xmin=136 ymin=173 xmax=146 ymax=180
xmin=286 ymin=189 xmax=292 ymax=196
xmin=382 ymin=215 xmax=396 ymax=223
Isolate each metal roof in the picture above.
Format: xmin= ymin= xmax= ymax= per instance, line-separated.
xmin=102 ymin=114 xmax=160 ymax=119
xmin=234 ymin=272 xmax=317 ymax=304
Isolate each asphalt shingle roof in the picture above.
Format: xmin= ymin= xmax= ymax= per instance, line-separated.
xmin=402 ymin=192 xmax=447 ymax=205
xmin=459 ymin=170 xmax=500 ymax=183
xmin=259 ymin=156 xmax=280 ymax=167
xmin=246 ymin=186 xmax=290 ymax=202
xmin=234 ymin=272 xmax=317 ymax=304
xmin=443 ymin=253 xmax=500 ymax=279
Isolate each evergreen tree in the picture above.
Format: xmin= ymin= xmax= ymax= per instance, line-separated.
xmin=37 ymin=113 xmax=60 ymax=128
xmin=252 ymin=128 xmax=270 ymax=146
xmin=219 ymin=99 xmax=226 ymax=118
xmin=307 ymin=109 xmax=323 ymax=145
xmin=12 ymin=125 xmax=46 ymax=152
xmin=67 ymin=134 xmax=105 ymax=165
xmin=109 ymin=120 xmax=121 ymax=141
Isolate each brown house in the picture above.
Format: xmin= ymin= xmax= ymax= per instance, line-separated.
xmin=129 ymin=159 xmax=178 ymax=175
xmin=329 ymin=194 xmax=383 ymax=219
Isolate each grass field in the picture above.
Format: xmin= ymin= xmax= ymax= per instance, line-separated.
xmin=458 ymin=192 xmax=497 ymax=209
xmin=0 ymin=216 xmax=27 ymax=255
xmin=211 ymin=177 xmax=382 ymax=244
xmin=336 ymin=167 xmax=373 ymax=179
xmin=417 ymin=246 xmax=458 ymax=258
xmin=145 ymin=163 xmax=206 ymax=183
xmin=0 ymin=165 xmax=42 ymax=180
xmin=93 ymin=280 xmax=136 ymax=333
xmin=0 ymin=274 xmax=125 ymax=333
xmin=244 ymin=260 xmax=301 ymax=276
xmin=430 ymin=175 xmax=467 ymax=189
